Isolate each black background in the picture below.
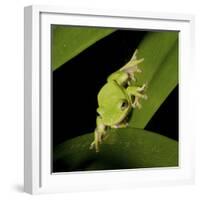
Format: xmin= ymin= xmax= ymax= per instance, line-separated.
xmin=53 ymin=29 xmax=179 ymax=149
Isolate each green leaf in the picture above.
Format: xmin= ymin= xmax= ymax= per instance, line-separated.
xmin=54 ymin=128 xmax=178 ymax=171
xmin=52 ymin=25 xmax=115 ymax=70
xmin=129 ymin=31 xmax=178 ymax=128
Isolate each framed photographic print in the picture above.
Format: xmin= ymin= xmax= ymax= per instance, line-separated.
xmin=24 ymin=5 xmax=195 ymax=194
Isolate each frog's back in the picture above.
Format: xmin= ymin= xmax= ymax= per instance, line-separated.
xmin=98 ymin=81 xmax=128 ymax=106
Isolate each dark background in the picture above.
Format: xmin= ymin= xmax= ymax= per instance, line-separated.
xmin=53 ymin=29 xmax=179 ymax=149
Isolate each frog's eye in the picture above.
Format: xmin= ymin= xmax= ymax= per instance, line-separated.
xmin=120 ymin=99 xmax=128 ymax=110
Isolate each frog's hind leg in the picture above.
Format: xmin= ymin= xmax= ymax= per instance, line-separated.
xmin=90 ymin=129 xmax=100 ymax=152
xmin=90 ymin=117 xmax=106 ymax=152
xmin=120 ymin=49 xmax=144 ymax=83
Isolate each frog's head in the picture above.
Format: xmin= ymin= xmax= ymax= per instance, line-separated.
xmin=97 ymin=81 xmax=131 ymax=126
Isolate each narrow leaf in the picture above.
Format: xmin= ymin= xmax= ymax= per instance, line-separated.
xmin=52 ymin=25 xmax=115 ymax=70
xmin=129 ymin=31 xmax=178 ymax=128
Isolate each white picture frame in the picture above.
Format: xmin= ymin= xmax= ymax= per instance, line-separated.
xmin=24 ymin=5 xmax=195 ymax=194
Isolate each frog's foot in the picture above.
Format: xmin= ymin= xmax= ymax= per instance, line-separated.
xmin=89 ymin=141 xmax=96 ymax=151
xmin=132 ymin=95 xmax=147 ymax=109
xmin=132 ymin=85 xmax=148 ymax=109
xmin=123 ymin=63 xmax=143 ymax=83
xmin=127 ymin=83 xmax=147 ymax=109
xmin=90 ymin=129 xmax=106 ymax=152
xmin=120 ymin=49 xmax=144 ymax=83
xmin=124 ymin=49 xmax=144 ymax=68
xmin=137 ymin=83 xmax=148 ymax=93
xmin=90 ymin=129 xmax=100 ymax=152
xmin=133 ymin=96 xmax=142 ymax=109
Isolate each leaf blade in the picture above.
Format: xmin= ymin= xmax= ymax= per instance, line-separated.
xmin=52 ymin=25 xmax=115 ymax=70
xmin=128 ymin=31 xmax=178 ymax=128
xmin=53 ymin=128 xmax=178 ymax=172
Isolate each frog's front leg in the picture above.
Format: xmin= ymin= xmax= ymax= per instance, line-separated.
xmin=90 ymin=116 xmax=106 ymax=152
xmin=127 ymin=84 xmax=147 ymax=109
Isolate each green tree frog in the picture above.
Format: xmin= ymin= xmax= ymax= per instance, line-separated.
xmin=90 ymin=49 xmax=147 ymax=152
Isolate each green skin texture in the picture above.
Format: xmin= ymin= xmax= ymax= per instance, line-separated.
xmin=90 ymin=50 xmax=147 ymax=152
